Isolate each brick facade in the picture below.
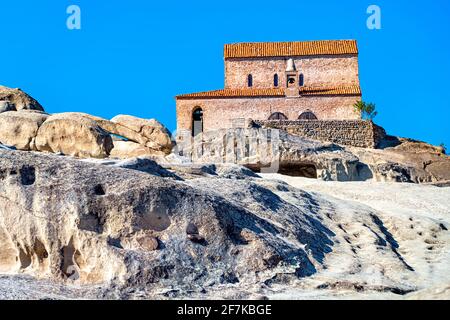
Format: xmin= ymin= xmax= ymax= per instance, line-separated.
xmin=176 ymin=96 xmax=361 ymax=132
xmin=225 ymin=55 xmax=359 ymax=89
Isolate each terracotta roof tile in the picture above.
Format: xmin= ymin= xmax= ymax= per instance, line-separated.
xmin=224 ymin=40 xmax=358 ymax=59
xmin=176 ymin=88 xmax=284 ymax=99
xmin=176 ymin=85 xmax=361 ymax=99
xmin=300 ymin=85 xmax=361 ymax=96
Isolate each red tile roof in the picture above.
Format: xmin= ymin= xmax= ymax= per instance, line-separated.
xmin=300 ymin=85 xmax=361 ymax=96
xmin=176 ymin=85 xmax=361 ymax=99
xmin=224 ymin=40 xmax=358 ymax=59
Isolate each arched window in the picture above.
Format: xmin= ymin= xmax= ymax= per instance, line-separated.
xmin=273 ymin=74 xmax=279 ymax=87
xmin=247 ymin=74 xmax=253 ymax=87
xmin=299 ymin=73 xmax=304 ymax=86
xmin=192 ymin=107 xmax=203 ymax=136
xmin=298 ymin=110 xmax=317 ymax=120
xmin=268 ymin=112 xmax=288 ymax=120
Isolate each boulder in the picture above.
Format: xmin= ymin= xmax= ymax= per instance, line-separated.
xmin=111 ymin=115 xmax=173 ymax=154
xmin=59 ymin=113 xmax=173 ymax=157
xmin=110 ymin=140 xmax=164 ymax=159
xmin=0 ymin=110 xmax=49 ymax=150
xmin=35 ymin=113 xmax=113 ymax=158
xmin=77 ymin=113 xmax=149 ymax=146
xmin=0 ymin=86 xmax=44 ymax=111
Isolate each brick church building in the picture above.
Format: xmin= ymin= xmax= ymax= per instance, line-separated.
xmin=176 ymin=40 xmax=362 ymax=136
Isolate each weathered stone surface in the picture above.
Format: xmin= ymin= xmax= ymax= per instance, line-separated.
xmin=120 ymin=232 xmax=159 ymax=251
xmin=0 ymin=86 xmax=44 ymax=111
xmin=35 ymin=113 xmax=113 ymax=158
xmin=0 ymin=149 xmax=332 ymax=287
xmin=78 ymin=113 xmax=149 ymax=145
xmin=176 ymin=127 xmax=360 ymax=181
xmin=0 ymin=101 xmax=15 ymax=113
xmin=46 ymin=112 xmax=173 ymax=158
xmin=255 ymin=119 xmax=386 ymax=148
xmin=111 ymin=115 xmax=173 ymax=154
xmin=175 ymin=127 xmax=450 ymax=183
xmin=110 ymin=140 xmax=164 ymax=159
xmin=349 ymin=137 xmax=450 ymax=183
xmin=0 ymin=149 xmax=449 ymax=299
xmin=0 ymin=110 xmax=49 ymax=150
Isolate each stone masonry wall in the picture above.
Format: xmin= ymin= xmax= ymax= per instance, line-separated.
xmin=254 ymin=119 xmax=386 ymax=148
xmin=176 ymin=95 xmax=361 ymax=133
xmin=225 ymin=54 xmax=360 ymax=89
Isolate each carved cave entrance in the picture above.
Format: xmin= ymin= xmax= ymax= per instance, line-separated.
xmin=249 ymin=162 xmax=318 ymax=179
xmin=192 ymin=108 xmax=203 ymax=137
xmin=278 ymin=163 xmax=318 ymax=179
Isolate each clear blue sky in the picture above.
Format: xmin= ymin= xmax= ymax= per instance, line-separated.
xmin=1 ymin=0 xmax=449 ymax=147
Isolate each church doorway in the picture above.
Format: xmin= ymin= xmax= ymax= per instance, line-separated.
xmin=192 ymin=108 xmax=203 ymax=136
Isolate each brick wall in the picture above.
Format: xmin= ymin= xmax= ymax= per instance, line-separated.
xmin=176 ymin=95 xmax=361 ymax=133
xmin=253 ymin=119 xmax=386 ymax=148
xmin=225 ymin=54 xmax=360 ymax=89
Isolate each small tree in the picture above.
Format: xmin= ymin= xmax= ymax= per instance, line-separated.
xmin=354 ymin=101 xmax=378 ymax=121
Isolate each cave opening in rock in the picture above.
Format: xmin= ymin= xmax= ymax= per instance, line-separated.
xmin=278 ymin=163 xmax=318 ymax=178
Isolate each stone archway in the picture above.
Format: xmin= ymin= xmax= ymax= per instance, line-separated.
xmin=278 ymin=162 xmax=318 ymax=178
xmin=192 ymin=107 xmax=203 ymax=136
xmin=298 ymin=110 xmax=318 ymax=120
xmin=268 ymin=112 xmax=288 ymax=120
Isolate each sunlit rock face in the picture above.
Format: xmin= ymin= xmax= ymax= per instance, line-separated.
xmin=0 ymin=86 xmax=44 ymax=112
xmin=1 ymin=149 xmax=449 ymax=300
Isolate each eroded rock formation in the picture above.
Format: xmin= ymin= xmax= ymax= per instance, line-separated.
xmin=111 ymin=115 xmax=173 ymax=154
xmin=0 ymin=149 xmax=449 ymax=299
xmin=34 ymin=113 xmax=113 ymax=158
xmin=0 ymin=110 xmax=49 ymax=150
xmin=176 ymin=128 xmax=450 ymax=183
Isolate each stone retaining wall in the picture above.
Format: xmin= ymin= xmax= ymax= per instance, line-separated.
xmin=253 ymin=119 xmax=386 ymax=148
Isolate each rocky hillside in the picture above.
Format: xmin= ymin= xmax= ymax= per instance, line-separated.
xmin=180 ymin=127 xmax=450 ymax=183
xmin=0 ymin=86 xmax=173 ymax=159
xmin=0 ymin=149 xmax=449 ymax=299
xmin=1 ymin=85 xmax=449 ymax=184
xmin=1 ymin=85 xmax=449 ymax=299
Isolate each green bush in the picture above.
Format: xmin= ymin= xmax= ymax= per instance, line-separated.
xmin=354 ymin=101 xmax=378 ymax=121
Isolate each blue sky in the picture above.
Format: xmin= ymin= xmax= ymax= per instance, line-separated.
xmin=1 ymin=0 xmax=449 ymax=147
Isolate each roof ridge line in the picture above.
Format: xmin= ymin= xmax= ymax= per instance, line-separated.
xmin=176 ymin=85 xmax=361 ymax=99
